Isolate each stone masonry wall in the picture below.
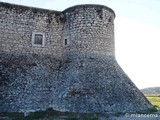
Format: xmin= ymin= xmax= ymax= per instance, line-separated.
xmin=0 ymin=3 xmax=115 ymax=58
xmin=0 ymin=53 xmax=61 ymax=113
xmin=0 ymin=2 xmax=153 ymax=114
xmin=62 ymin=5 xmax=115 ymax=60
xmin=0 ymin=2 xmax=63 ymax=57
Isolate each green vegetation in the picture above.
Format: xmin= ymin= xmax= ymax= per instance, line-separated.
xmin=0 ymin=109 xmax=104 ymax=120
xmin=65 ymin=115 xmax=99 ymax=120
xmin=83 ymin=115 xmax=99 ymax=120
xmin=146 ymin=95 xmax=160 ymax=111
xmin=0 ymin=112 xmax=24 ymax=120
xmin=114 ymin=112 xmax=123 ymax=117
xmin=138 ymin=107 xmax=158 ymax=114
xmin=2 ymin=96 xmax=159 ymax=120
xmin=66 ymin=115 xmax=79 ymax=120
xmin=0 ymin=108 xmax=59 ymax=120
xmin=105 ymin=114 xmax=109 ymax=120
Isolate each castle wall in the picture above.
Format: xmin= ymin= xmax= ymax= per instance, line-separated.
xmin=62 ymin=5 xmax=115 ymax=59
xmin=0 ymin=3 xmax=63 ymax=57
xmin=0 ymin=2 xmax=117 ymax=113
xmin=1 ymin=2 xmax=152 ymax=115
xmin=0 ymin=3 xmax=115 ymax=59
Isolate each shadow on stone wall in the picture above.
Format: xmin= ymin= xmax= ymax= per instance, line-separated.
xmin=0 ymin=52 xmax=152 ymax=114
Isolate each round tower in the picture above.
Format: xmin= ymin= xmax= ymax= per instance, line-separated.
xmin=52 ymin=5 xmax=152 ymax=113
xmin=0 ymin=3 xmax=153 ymax=114
xmin=62 ymin=5 xmax=115 ymax=60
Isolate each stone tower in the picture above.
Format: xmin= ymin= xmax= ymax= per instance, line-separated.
xmin=62 ymin=5 xmax=115 ymax=58
xmin=53 ymin=5 xmax=152 ymax=113
xmin=0 ymin=2 xmax=152 ymax=114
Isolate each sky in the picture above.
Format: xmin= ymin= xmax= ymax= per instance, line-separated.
xmin=1 ymin=0 xmax=160 ymax=89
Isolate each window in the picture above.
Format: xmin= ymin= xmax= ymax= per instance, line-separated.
xmin=63 ymin=37 xmax=69 ymax=46
xmin=64 ymin=39 xmax=68 ymax=45
xmin=34 ymin=34 xmax=43 ymax=45
xmin=32 ymin=32 xmax=45 ymax=47
xmin=108 ymin=17 xmax=112 ymax=22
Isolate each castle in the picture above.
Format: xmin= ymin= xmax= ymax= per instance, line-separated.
xmin=0 ymin=2 xmax=152 ymax=114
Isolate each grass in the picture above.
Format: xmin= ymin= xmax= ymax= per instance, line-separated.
xmin=0 ymin=108 xmax=59 ymax=120
xmin=0 ymin=108 xmax=102 ymax=120
xmin=65 ymin=115 xmax=99 ymax=120
xmin=1 ymin=96 xmax=159 ymax=120
xmin=146 ymin=95 xmax=160 ymax=111
xmin=139 ymin=107 xmax=158 ymax=114
xmin=66 ymin=115 xmax=79 ymax=120
xmin=114 ymin=112 xmax=124 ymax=117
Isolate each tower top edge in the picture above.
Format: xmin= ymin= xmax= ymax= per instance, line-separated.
xmin=0 ymin=2 xmax=115 ymax=18
xmin=62 ymin=4 xmax=116 ymax=18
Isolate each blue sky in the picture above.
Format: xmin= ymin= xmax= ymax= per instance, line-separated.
xmin=1 ymin=0 xmax=160 ymax=89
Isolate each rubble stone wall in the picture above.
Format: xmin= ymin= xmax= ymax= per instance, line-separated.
xmin=63 ymin=5 xmax=115 ymax=59
xmin=0 ymin=2 xmax=63 ymax=57
xmin=0 ymin=2 xmax=152 ymax=114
